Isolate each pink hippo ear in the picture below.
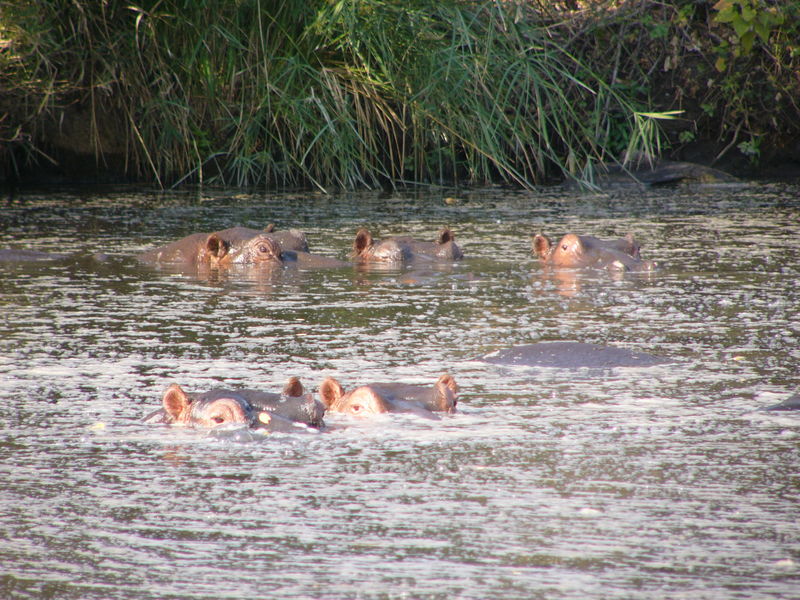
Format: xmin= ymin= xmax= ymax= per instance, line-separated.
xmin=263 ymin=224 xmax=276 ymax=233
xmin=435 ymin=374 xmax=458 ymax=411
xmin=283 ymin=376 xmax=304 ymax=397
xmin=437 ymin=373 xmax=458 ymax=395
xmin=162 ymin=384 xmax=192 ymax=422
xmin=532 ymin=234 xmax=552 ymax=258
xmin=319 ymin=377 xmax=345 ymax=409
xmin=352 ymin=229 xmax=374 ymax=258
xmin=437 ymin=227 xmax=455 ymax=245
xmin=204 ymin=234 xmax=229 ymax=260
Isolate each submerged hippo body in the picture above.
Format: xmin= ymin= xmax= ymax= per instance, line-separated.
xmin=144 ymin=377 xmax=324 ymax=432
xmin=532 ymin=233 xmax=656 ymax=272
xmin=480 ymin=342 xmax=669 ymax=369
xmin=138 ymin=225 xmax=308 ymax=267
xmin=352 ymin=228 xmax=463 ymax=263
xmin=318 ymin=374 xmax=458 ymax=419
xmin=761 ymin=394 xmax=800 ymax=411
xmin=365 ymin=374 xmax=459 ymax=413
xmin=0 ymin=249 xmax=70 ymax=262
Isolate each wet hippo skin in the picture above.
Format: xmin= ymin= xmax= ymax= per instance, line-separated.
xmin=351 ymin=227 xmax=463 ymax=263
xmin=0 ymin=249 xmax=69 ymax=262
xmin=362 ymin=374 xmax=458 ymax=413
xmin=138 ymin=225 xmax=308 ymax=266
xmin=532 ymin=232 xmax=657 ymax=272
xmin=138 ymin=225 xmax=350 ymax=270
xmin=318 ymin=373 xmax=458 ymax=418
xmin=234 ymin=376 xmax=326 ymax=427
xmin=480 ymin=342 xmax=669 ymax=369
xmin=144 ymin=377 xmax=324 ymax=431
xmin=761 ymin=394 xmax=800 ymax=411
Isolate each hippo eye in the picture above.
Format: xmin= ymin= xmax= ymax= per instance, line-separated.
xmin=212 ymin=415 xmax=225 ymax=424
xmin=561 ymin=244 xmax=568 ymax=251
xmin=351 ymin=404 xmax=362 ymax=413
xmin=258 ymin=244 xmax=269 ymax=253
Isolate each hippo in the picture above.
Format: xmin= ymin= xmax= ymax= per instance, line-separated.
xmin=761 ymin=393 xmax=800 ymax=411
xmin=479 ymin=342 xmax=669 ymax=369
xmin=318 ymin=374 xmax=458 ymax=419
xmin=144 ymin=377 xmax=324 ymax=432
xmin=138 ymin=225 xmax=308 ymax=267
xmin=574 ymin=154 xmax=741 ymax=189
xmin=351 ymin=227 xmax=463 ymax=263
xmin=532 ymin=232 xmax=657 ymax=272
xmin=234 ymin=376 xmax=326 ymax=427
xmin=0 ymin=249 xmax=70 ymax=262
xmin=139 ymin=225 xmax=346 ymax=269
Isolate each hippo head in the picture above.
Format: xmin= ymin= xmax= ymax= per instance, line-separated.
xmin=269 ymin=376 xmax=327 ymax=428
xmin=351 ymin=228 xmax=409 ymax=262
xmin=434 ymin=227 xmax=464 ymax=260
xmin=532 ymin=233 xmax=656 ymax=272
xmin=318 ymin=378 xmax=392 ymax=416
xmin=532 ymin=233 xmax=588 ymax=267
xmin=199 ymin=233 xmax=282 ymax=266
xmin=161 ymin=384 xmax=266 ymax=428
xmin=232 ymin=235 xmax=283 ymax=265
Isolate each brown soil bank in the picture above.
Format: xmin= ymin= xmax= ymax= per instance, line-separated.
xmin=1 ymin=1 xmax=798 ymax=187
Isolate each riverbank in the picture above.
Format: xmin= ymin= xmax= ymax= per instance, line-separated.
xmin=1 ymin=1 xmax=798 ymax=188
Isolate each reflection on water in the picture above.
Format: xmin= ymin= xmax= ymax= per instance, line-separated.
xmin=1 ymin=184 xmax=799 ymax=599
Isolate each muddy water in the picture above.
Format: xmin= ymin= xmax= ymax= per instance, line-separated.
xmin=1 ymin=183 xmax=798 ymax=599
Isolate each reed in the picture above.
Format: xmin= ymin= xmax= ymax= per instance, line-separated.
xmin=1 ymin=0 xmax=665 ymax=189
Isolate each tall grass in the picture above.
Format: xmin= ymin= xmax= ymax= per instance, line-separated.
xmin=1 ymin=0 xmax=664 ymax=189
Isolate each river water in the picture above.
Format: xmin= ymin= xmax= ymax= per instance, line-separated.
xmin=1 ymin=183 xmax=798 ymax=599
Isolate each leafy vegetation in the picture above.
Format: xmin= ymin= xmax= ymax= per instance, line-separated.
xmin=542 ymin=0 xmax=799 ymax=172
xmin=0 ymin=0 xmax=797 ymax=188
xmin=0 ymin=0 xmax=670 ymax=188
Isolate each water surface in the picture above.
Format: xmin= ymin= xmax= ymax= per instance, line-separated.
xmin=1 ymin=183 xmax=799 ymax=599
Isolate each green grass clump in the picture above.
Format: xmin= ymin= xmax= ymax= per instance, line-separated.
xmin=0 ymin=0 xmax=663 ymax=189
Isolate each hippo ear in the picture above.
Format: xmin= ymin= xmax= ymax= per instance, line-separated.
xmin=435 ymin=374 xmax=458 ymax=411
xmin=162 ymin=384 xmax=191 ymax=420
xmin=282 ymin=376 xmax=304 ymax=397
xmin=319 ymin=377 xmax=345 ymax=408
xmin=352 ymin=229 xmax=373 ymax=257
xmin=532 ymin=234 xmax=551 ymax=258
xmin=205 ymin=234 xmax=229 ymax=259
xmin=433 ymin=382 xmax=456 ymax=411
xmin=437 ymin=227 xmax=455 ymax=245
xmin=623 ymin=233 xmax=641 ymax=258
xmin=437 ymin=373 xmax=458 ymax=396
xmin=263 ymin=224 xmax=275 ymax=233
